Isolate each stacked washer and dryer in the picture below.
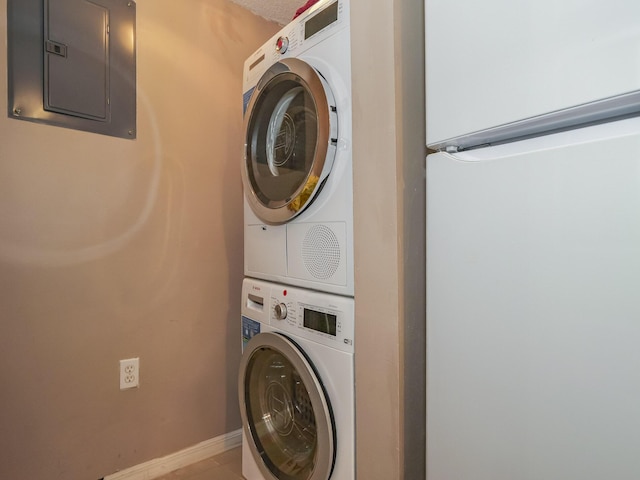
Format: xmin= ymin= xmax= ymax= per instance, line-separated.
xmin=238 ymin=1 xmax=355 ymax=479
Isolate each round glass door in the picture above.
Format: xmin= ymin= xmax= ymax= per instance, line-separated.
xmin=242 ymin=58 xmax=337 ymax=224
xmin=239 ymin=332 xmax=335 ymax=480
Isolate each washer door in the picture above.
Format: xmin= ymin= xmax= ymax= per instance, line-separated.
xmin=242 ymin=58 xmax=338 ymax=225
xmin=239 ymin=332 xmax=336 ymax=480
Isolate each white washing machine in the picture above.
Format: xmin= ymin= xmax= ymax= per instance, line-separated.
xmin=239 ymin=278 xmax=355 ymax=480
xmin=241 ymin=0 xmax=353 ymax=296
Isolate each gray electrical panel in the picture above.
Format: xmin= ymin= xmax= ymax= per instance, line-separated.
xmin=7 ymin=0 xmax=136 ymax=139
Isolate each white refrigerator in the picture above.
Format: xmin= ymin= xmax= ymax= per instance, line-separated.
xmin=425 ymin=1 xmax=640 ymax=479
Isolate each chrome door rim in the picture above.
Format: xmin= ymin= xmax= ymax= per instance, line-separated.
xmin=239 ymin=332 xmax=336 ymax=480
xmin=242 ymin=58 xmax=337 ymax=225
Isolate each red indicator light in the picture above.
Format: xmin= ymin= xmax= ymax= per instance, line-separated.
xmin=283 ymin=290 xmax=288 ymax=296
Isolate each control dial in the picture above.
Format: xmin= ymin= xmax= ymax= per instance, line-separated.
xmin=275 ymin=36 xmax=289 ymax=54
xmin=274 ymin=302 xmax=288 ymax=320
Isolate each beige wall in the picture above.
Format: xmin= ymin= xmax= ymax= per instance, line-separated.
xmin=0 ymin=1 xmax=278 ymax=479
xmin=352 ymin=0 xmax=425 ymax=477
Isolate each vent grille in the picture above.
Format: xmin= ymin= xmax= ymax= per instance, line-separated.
xmin=302 ymin=225 xmax=341 ymax=280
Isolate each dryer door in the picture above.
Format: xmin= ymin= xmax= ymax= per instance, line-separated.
xmin=239 ymin=332 xmax=336 ymax=480
xmin=242 ymin=58 xmax=338 ymax=225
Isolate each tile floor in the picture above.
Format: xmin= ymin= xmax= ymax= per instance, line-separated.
xmin=154 ymin=446 xmax=243 ymax=480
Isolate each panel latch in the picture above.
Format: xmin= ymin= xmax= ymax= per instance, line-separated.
xmin=45 ymin=40 xmax=67 ymax=58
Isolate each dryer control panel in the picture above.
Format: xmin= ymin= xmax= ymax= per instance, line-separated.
xmin=242 ymin=0 xmax=349 ymax=95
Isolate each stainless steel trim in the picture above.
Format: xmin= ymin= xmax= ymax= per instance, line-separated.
xmin=239 ymin=331 xmax=335 ymax=480
xmin=242 ymin=57 xmax=337 ymax=225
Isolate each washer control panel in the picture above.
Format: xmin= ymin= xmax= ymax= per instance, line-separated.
xmin=241 ymin=278 xmax=354 ymax=353
xmin=270 ymin=289 xmax=353 ymax=352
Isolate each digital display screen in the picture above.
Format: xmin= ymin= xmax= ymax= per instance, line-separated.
xmin=304 ymin=308 xmax=337 ymax=336
xmin=304 ymin=1 xmax=338 ymax=40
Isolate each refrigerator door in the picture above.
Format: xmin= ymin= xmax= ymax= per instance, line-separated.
xmin=426 ymin=0 xmax=640 ymax=149
xmin=426 ymin=117 xmax=640 ymax=480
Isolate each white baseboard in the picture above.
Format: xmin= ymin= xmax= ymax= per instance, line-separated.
xmin=104 ymin=429 xmax=242 ymax=480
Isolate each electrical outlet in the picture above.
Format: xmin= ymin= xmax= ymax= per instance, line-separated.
xmin=119 ymin=357 xmax=139 ymax=390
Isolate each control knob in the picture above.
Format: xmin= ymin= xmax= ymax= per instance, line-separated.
xmin=275 ymin=36 xmax=289 ymax=54
xmin=274 ymin=302 xmax=287 ymax=320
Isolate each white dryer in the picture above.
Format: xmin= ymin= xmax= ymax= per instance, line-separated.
xmin=241 ymin=0 xmax=353 ymax=296
xmin=239 ymin=278 xmax=355 ymax=480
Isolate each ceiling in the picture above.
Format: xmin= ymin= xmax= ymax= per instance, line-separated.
xmin=229 ymin=0 xmax=304 ymax=25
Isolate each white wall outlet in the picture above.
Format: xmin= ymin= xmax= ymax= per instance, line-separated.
xmin=119 ymin=357 xmax=139 ymax=390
